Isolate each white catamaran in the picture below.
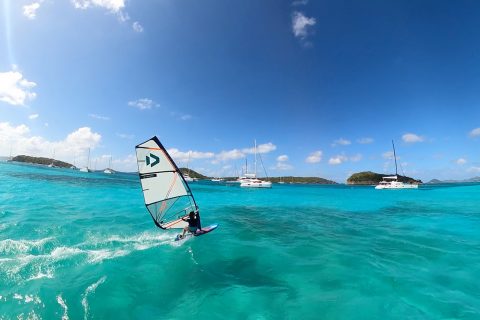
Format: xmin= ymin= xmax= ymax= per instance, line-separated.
xmin=240 ymin=140 xmax=272 ymax=188
xmin=135 ymin=136 xmax=218 ymax=237
xmin=375 ymin=140 xmax=418 ymax=190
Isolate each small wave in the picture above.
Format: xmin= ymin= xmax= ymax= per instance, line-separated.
xmin=57 ymin=294 xmax=69 ymax=320
xmin=87 ymin=249 xmax=129 ymax=264
xmin=82 ymin=276 xmax=106 ymax=320
xmin=0 ymin=237 xmax=54 ymax=255
xmin=27 ymin=268 xmax=54 ymax=281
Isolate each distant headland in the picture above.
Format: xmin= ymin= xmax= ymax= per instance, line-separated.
xmin=347 ymin=171 xmax=422 ymax=185
xmin=12 ymin=155 xmax=74 ymax=168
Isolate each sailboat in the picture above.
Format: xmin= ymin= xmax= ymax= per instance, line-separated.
xmin=135 ymin=136 xmax=217 ymax=237
xmin=375 ymin=140 xmax=418 ymax=189
xmin=240 ymin=140 xmax=272 ymax=188
xmin=79 ymin=148 xmax=91 ymax=172
xmin=104 ymin=156 xmax=113 ymax=174
xmin=48 ymin=149 xmax=56 ymax=168
xmin=183 ymin=151 xmax=194 ymax=182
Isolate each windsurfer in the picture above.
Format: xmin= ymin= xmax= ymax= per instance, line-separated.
xmin=180 ymin=211 xmax=201 ymax=238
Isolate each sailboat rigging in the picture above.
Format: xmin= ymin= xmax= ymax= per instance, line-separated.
xmin=375 ymin=140 xmax=418 ymax=190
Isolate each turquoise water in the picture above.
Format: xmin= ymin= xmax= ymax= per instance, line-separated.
xmin=1 ymin=161 xmax=480 ymax=319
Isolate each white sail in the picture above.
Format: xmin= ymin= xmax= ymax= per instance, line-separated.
xmin=135 ymin=136 xmax=197 ymax=229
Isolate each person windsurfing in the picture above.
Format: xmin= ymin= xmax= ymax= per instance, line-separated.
xmin=179 ymin=211 xmax=201 ymax=239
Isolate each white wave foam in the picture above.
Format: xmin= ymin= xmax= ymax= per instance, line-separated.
xmin=82 ymin=276 xmax=106 ymax=320
xmin=50 ymin=247 xmax=83 ymax=259
xmin=27 ymin=268 xmax=54 ymax=281
xmin=57 ymin=294 xmax=69 ymax=320
xmin=87 ymin=249 xmax=129 ymax=264
xmin=0 ymin=237 xmax=53 ymax=255
xmin=13 ymin=293 xmax=23 ymax=300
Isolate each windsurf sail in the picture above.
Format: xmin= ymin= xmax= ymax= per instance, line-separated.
xmin=135 ymin=136 xmax=198 ymax=229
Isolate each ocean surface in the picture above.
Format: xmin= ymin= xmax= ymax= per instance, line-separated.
xmin=1 ymin=161 xmax=480 ymax=319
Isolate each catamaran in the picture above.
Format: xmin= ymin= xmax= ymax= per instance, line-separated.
xmin=79 ymin=148 xmax=91 ymax=172
xmin=104 ymin=156 xmax=113 ymax=174
xmin=240 ymin=140 xmax=272 ymax=188
xmin=135 ymin=136 xmax=217 ymax=237
xmin=375 ymin=140 xmax=418 ymax=190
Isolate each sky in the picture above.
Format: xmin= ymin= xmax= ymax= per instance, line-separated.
xmin=1 ymin=0 xmax=480 ymax=182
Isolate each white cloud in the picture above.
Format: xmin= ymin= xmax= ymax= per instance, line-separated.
xmin=128 ymin=98 xmax=156 ymax=110
xmin=329 ymin=155 xmax=347 ymax=165
xmin=350 ymin=154 xmax=362 ymax=162
xmin=292 ymin=12 xmax=316 ymax=40
xmin=72 ymin=0 xmax=129 ymax=22
xmin=274 ymin=162 xmax=293 ymax=171
xmin=180 ymin=114 xmax=192 ymax=121
xmin=0 ymin=122 xmax=101 ymax=163
xmin=467 ymin=166 xmax=480 ymax=174
xmin=116 ymin=133 xmax=134 ymax=139
xmin=215 ymin=149 xmax=244 ymax=162
xmin=357 ymin=137 xmax=374 ymax=144
xmin=456 ymin=158 xmax=467 ymax=165
xmin=277 ymin=155 xmax=288 ymax=162
xmin=332 ymin=138 xmax=351 ymax=147
xmin=168 ymin=148 xmax=215 ymax=164
xmin=28 ymin=114 xmax=39 ymax=120
xmin=402 ymin=133 xmax=424 ymax=143
xmin=23 ymin=2 xmax=42 ymax=19
xmin=0 ymin=71 xmax=37 ymax=106
xmin=469 ymin=127 xmax=480 ymax=138
xmin=242 ymin=142 xmax=277 ymax=155
xmin=72 ymin=0 xmax=125 ymax=12
xmin=89 ymin=113 xmax=110 ymax=120
xmin=305 ymin=150 xmax=322 ymax=163
xmin=132 ymin=21 xmax=143 ymax=33
xmin=382 ymin=151 xmax=394 ymax=159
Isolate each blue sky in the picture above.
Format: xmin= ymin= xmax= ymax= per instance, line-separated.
xmin=1 ymin=0 xmax=480 ymax=182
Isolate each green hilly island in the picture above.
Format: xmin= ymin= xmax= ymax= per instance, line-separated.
xmin=347 ymin=171 xmax=422 ymax=185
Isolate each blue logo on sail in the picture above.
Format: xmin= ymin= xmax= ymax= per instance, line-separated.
xmin=146 ymin=153 xmax=160 ymax=167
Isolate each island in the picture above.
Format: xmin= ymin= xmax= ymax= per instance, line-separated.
xmin=12 ymin=155 xmax=74 ymax=169
xmin=347 ymin=171 xmax=422 ymax=185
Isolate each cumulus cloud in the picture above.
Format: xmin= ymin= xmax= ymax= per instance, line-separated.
xmin=72 ymin=0 xmax=129 ymax=22
xmin=89 ymin=113 xmax=110 ymax=120
xmin=332 ymin=138 xmax=351 ymax=147
xmin=23 ymin=1 xmax=43 ymax=19
xmin=0 ymin=71 xmax=37 ymax=106
xmin=242 ymin=142 xmax=277 ymax=155
xmin=456 ymin=158 xmax=467 ymax=165
xmin=272 ymin=154 xmax=292 ymax=170
xmin=292 ymin=12 xmax=316 ymax=40
xmin=0 ymin=122 xmax=101 ymax=164
xmin=168 ymin=149 xmax=215 ymax=164
xmin=305 ymin=150 xmax=322 ymax=163
xmin=469 ymin=127 xmax=480 ymax=138
xmin=329 ymin=155 xmax=348 ymax=165
xmin=132 ymin=21 xmax=143 ymax=32
xmin=128 ymin=98 xmax=157 ymax=110
xmin=357 ymin=137 xmax=374 ymax=144
xmin=28 ymin=114 xmax=39 ymax=120
xmin=402 ymin=133 xmax=424 ymax=143
xmin=213 ymin=142 xmax=277 ymax=163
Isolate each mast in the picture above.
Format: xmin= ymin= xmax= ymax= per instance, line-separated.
xmin=254 ymin=139 xmax=257 ymax=177
xmin=392 ymin=140 xmax=398 ymax=176
xmin=87 ymin=148 xmax=90 ymax=169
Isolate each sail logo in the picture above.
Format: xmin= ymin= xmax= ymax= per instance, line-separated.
xmin=145 ymin=153 xmax=160 ymax=167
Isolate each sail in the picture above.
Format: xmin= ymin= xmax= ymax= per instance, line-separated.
xmin=135 ymin=136 xmax=198 ymax=229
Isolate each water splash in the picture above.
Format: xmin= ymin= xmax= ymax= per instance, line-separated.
xmin=81 ymin=276 xmax=106 ymax=320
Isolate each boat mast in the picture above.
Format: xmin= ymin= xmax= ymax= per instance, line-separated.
xmin=87 ymin=148 xmax=90 ymax=169
xmin=392 ymin=140 xmax=398 ymax=176
xmin=254 ymin=139 xmax=257 ymax=177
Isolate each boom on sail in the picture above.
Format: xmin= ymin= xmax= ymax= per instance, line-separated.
xmin=135 ymin=136 xmax=198 ymax=229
